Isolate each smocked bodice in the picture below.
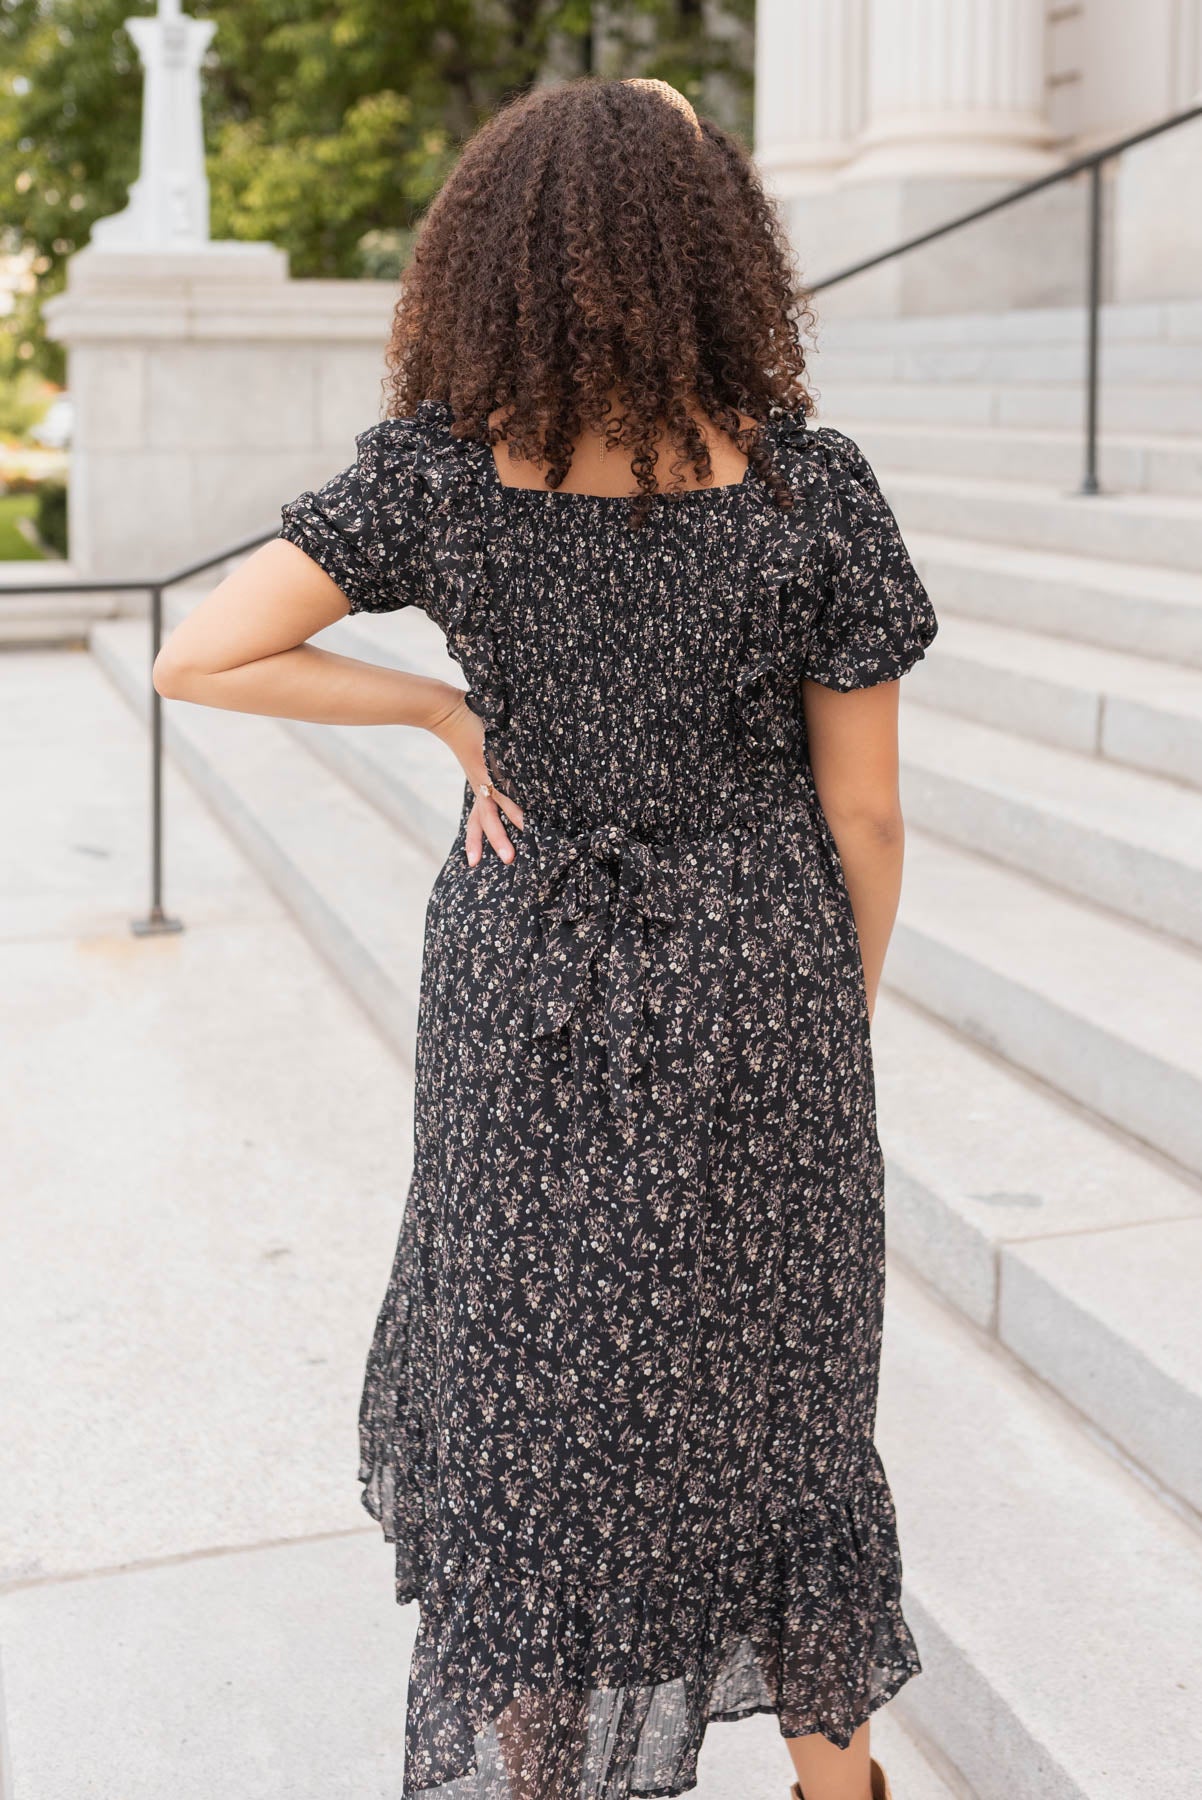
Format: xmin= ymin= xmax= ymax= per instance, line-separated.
xmin=279 ymin=398 xmax=937 ymax=849
xmin=475 ymin=472 xmax=820 ymax=842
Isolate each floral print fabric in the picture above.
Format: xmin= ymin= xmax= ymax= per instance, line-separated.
xmin=278 ymin=404 xmax=938 ymax=1799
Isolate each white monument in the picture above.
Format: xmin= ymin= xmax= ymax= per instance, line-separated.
xmin=91 ymin=0 xmax=217 ymax=251
xmin=45 ymin=0 xmax=394 ymax=580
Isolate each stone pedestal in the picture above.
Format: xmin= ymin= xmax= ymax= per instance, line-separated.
xmin=789 ymin=175 xmax=1090 ymax=320
xmin=43 ymin=245 xmax=396 ymax=581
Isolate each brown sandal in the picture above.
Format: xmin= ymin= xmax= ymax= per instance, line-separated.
xmin=790 ymin=1758 xmax=892 ymax=1800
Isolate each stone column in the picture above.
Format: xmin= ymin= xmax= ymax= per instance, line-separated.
xmin=845 ymin=0 xmax=1056 ymax=183
xmin=754 ymin=0 xmax=867 ymax=196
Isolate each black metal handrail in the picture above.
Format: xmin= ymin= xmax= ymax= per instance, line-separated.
xmin=0 ymin=528 xmax=277 ymax=934
xmin=808 ymin=100 xmax=1202 ymax=495
xmin=3 ymin=100 xmax=1199 ymax=938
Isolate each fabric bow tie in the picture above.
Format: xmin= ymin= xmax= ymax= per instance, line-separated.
xmin=519 ymin=821 xmax=678 ymax=1117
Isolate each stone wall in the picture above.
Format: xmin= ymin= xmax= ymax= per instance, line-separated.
xmin=45 ymin=244 xmax=396 ymax=581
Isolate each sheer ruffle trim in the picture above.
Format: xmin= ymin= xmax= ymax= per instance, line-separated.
xmin=359 ymin=1442 xmax=921 ymax=1796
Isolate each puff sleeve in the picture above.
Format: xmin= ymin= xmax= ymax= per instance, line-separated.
xmin=277 ymin=420 xmax=427 ymax=615
xmin=802 ymin=429 xmax=938 ymax=690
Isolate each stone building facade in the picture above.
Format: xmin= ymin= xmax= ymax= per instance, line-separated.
xmin=755 ymin=0 xmax=1202 ymax=312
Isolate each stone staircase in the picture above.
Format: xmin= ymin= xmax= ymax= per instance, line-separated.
xmin=807 ymin=300 xmax=1202 ymax=1793
xmin=90 ymin=296 xmax=1202 ymax=1799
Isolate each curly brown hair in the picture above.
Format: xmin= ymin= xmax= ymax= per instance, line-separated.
xmin=383 ymin=78 xmax=815 ymax=518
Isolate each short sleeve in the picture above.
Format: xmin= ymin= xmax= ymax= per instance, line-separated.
xmin=802 ymin=429 xmax=938 ymax=690
xmin=278 ymin=420 xmax=426 ymax=615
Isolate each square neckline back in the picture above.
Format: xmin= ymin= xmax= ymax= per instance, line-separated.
xmin=483 ymin=441 xmax=759 ymax=505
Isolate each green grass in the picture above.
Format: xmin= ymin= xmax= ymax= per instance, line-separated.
xmin=0 ymin=493 xmax=45 ymax=561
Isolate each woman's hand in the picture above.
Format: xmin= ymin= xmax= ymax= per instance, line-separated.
xmin=149 ymin=541 xmax=522 ymax=871
xmin=428 ymin=688 xmax=525 ymax=867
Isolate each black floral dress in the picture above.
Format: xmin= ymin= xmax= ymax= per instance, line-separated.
xmin=278 ymin=402 xmax=938 ymax=1800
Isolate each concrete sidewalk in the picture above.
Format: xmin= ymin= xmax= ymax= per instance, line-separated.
xmin=0 ymin=649 xmax=957 ymax=1799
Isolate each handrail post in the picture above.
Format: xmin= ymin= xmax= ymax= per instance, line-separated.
xmin=1080 ymin=159 xmax=1105 ymax=496
xmin=131 ymin=582 xmax=183 ymax=937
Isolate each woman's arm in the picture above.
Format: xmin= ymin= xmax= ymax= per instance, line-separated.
xmin=801 ymin=676 xmax=905 ymax=1022
xmin=152 ymin=538 xmax=461 ymax=726
xmin=152 ymin=537 xmax=523 ymax=863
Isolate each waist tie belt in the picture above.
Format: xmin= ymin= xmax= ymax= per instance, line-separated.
xmin=515 ymin=818 xmax=681 ymax=1120
xmin=509 ymin=785 xmax=826 ymax=1119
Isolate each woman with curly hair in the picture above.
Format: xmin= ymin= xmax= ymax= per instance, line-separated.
xmin=154 ymin=76 xmax=937 ymax=1800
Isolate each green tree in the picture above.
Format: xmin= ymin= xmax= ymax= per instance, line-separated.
xmin=1 ymin=0 xmax=752 ymax=373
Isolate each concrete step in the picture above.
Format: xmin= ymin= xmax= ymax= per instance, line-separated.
xmin=814 ymin=379 xmax=1202 ymax=433
xmin=899 ymin=706 xmax=1202 ymax=948
xmin=287 ymin=716 xmax=464 ymax=866
xmin=875 ymin=994 xmax=1202 ymax=1514
xmin=312 ymin=606 xmax=460 ymax=684
xmin=907 ymin=531 xmax=1202 ymax=668
xmin=89 ymin=617 xmax=436 ymax=1067
xmin=159 ymin=595 xmax=467 ymax=867
xmin=906 ymin=614 xmax=1202 ymax=789
xmin=256 ymin=612 xmax=467 ymax=861
xmin=0 ymin=590 xmax=123 ymax=647
xmin=837 ymin=420 xmax=1202 ymax=497
xmin=814 ymin=340 xmax=1202 ymax=387
xmin=891 ymin=828 xmax=1202 ymax=1179
xmin=816 ymin=298 xmax=1202 ymax=351
xmin=880 ymin=1262 xmax=1202 ymax=1800
xmin=1000 ymin=1215 xmax=1202 ymax=1518
xmin=886 ymin=470 xmax=1202 ymax=573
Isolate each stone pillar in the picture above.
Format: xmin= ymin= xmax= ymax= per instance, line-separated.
xmin=766 ymin=0 xmax=1082 ymax=315
xmin=845 ymin=0 xmax=1056 ymax=183
xmin=754 ymin=0 xmax=867 ymax=196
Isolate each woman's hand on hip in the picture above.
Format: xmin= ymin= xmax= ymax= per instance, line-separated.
xmin=428 ymin=688 xmax=525 ymax=866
